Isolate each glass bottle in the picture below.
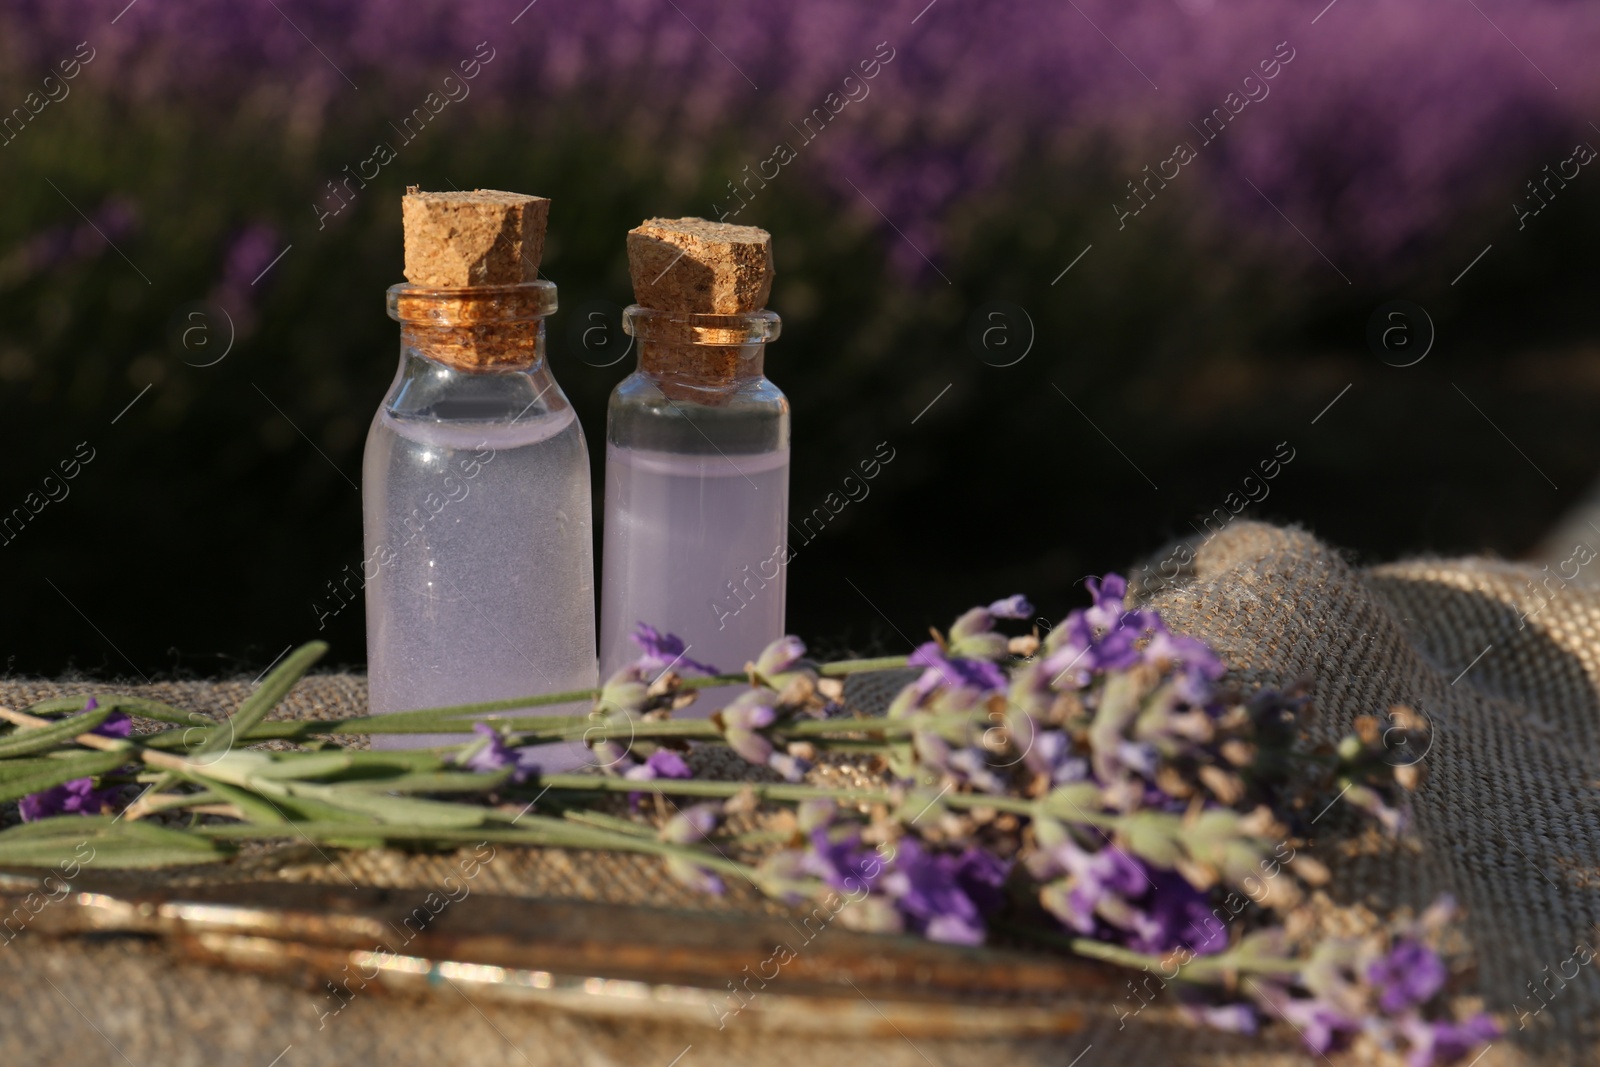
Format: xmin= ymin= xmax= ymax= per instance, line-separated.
xmin=600 ymin=307 xmax=789 ymax=703
xmin=363 ymin=280 xmax=596 ymax=762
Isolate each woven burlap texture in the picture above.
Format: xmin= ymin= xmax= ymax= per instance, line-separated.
xmin=3 ymin=520 xmax=1597 ymax=1066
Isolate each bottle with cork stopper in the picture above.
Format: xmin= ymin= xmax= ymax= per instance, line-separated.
xmin=363 ymin=188 xmax=596 ymax=761
xmin=601 ymin=217 xmax=789 ymax=698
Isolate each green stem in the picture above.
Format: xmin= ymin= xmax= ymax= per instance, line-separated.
xmin=818 ymin=656 xmax=909 ymax=676
xmin=141 ymin=654 xmax=914 ymax=749
xmin=131 ymin=790 xmax=229 ymax=815
xmin=188 ymin=817 xmax=758 ymax=880
xmin=527 ymin=773 xmax=897 ymax=806
xmin=522 ymin=773 xmax=1105 ymax=826
xmin=559 ymin=808 xmax=658 ymax=838
xmin=1067 ymin=937 xmax=1304 ymax=980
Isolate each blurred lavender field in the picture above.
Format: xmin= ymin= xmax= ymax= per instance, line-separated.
xmin=3 ymin=0 xmax=1599 ymax=677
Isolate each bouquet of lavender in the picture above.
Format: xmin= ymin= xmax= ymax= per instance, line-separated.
xmin=0 ymin=576 xmax=1496 ymax=1062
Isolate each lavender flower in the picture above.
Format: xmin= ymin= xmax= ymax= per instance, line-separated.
xmin=630 ymin=623 xmax=718 ymax=677
xmin=18 ymin=776 xmax=122 ymax=822
xmin=987 ymin=595 xmax=1034 ymax=620
xmin=1402 ymin=1014 xmax=1502 ymax=1067
xmin=800 ymin=823 xmax=891 ymax=897
xmin=1241 ymin=917 xmax=1499 ymax=1064
xmin=660 ymin=803 xmax=725 ymax=895
xmin=208 ymin=222 xmax=281 ymax=334
xmin=1032 ymin=826 xmax=1148 ymax=935
xmin=907 ymin=642 xmax=1007 ymax=695
xmin=880 ymin=838 xmax=1007 ymax=946
xmin=750 ymin=634 xmax=823 ymax=706
xmin=17 ymin=699 xmax=132 ymax=822
xmin=716 ymin=689 xmax=777 ymax=765
xmin=597 ymin=665 xmax=650 ymax=716
xmin=1031 ymin=817 xmax=1228 ymax=956
xmin=1184 ymin=1002 xmax=1259 ymax=1035
xmin=455 ymin=723 xmax=541 ymax=784
xmin=623 ymin=749 xmax=693 ymax=782
xmin=1368 ymin=939 xmax=1448 ymax=1014
xmin=1275 ymin=993 xmax=1360 ymax=1055
xmin=766 ymin=751 xmax=813 ymax=782
xmin=1024 ymin=729 xmax=1090 ymax=786
xmin=10 ymin=2 xmax=1598 ymax=274
xmin=752 ymin=635 xmax=807 ymax=678
xmin=780 ymin=805 xmax=1007 ymax=945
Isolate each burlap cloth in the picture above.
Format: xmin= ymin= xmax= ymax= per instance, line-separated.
xmin=5 ymin=520 xmax=1599 ymax=1066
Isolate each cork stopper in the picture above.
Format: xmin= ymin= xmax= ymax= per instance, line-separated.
xmin=626 ymin=218 xmax=774 ymax=395
xmin=402 ymin=187 xmax=548 ymax=287
xmin=627 ymin=217 xmax=773 ymax=313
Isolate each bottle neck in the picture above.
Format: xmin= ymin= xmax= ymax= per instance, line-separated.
xmin=388 ymin=281 xmax=557 ymax=374
xmin=636 ymin=338 xmax=768 ymax=385
xmin=623 ymin=304 xmax=781 ymax=397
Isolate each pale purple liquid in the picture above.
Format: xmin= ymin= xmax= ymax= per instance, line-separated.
xmin=600 ymin=444 xmax=790 ymax=710
xmin=363 ymin=407 xmax=596 ymax=766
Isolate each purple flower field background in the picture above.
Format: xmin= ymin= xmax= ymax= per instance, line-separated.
xmin=2 ymin=0 xmax=1599 ymax=677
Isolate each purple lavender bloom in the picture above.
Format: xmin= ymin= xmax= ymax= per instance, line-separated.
xmin=217 ymin=223 xmax=280 ymax=290
xmin=1036 ymin=837 xmax=1150 ymax=935
xmin=11 ymin=2 xmax=1600 ymax=276
xmin=717 ymin=690 xmax=778 ymax=765
xmin=630 ymin=623 xmax=718 ymax=676
xmin=94 ymin=711 xmax=133 ymax=739
xmin=1184 ymin=1002 xmax=1258 ymax=1035
xmin=1024 ymin=729 xmax=1091 ymax=785
xmin=952 ymin=844 xmax=1011 ymax=916
xmin=19 ymin=199 xmax=140 ymax=275
xmin=767 ymin=751 xmax=812 ymax=782
xmin=907 ymin=641 xmax=1007 ymax=695
xmin=1275 ymin=995 xmax=1360 ymax=1055
xmin=800 ymin=825 xmax=890 ymax=895
xmin=663 ymin=803 xmax=719 ymax=842
xmin=205 ymin=222 xmax=282 ymax=335
xmin=1083 ymin=574 xmax=1128 ymax=631
xmin=74 ymin=697 xmax=132 ymax=740
xmin=1402 ymin=1013 xmax=1502 ymax=1067
xmin=18 ymin=777 xmax=122 ymax=822
xmin=623 ymin=748 xmax=693 ymax=781
xmin=881 ymin=838 xmax=1001 ymax=945
xmin=16 ymin=699 xmax=132 ymax=822
xmin=1368 ymin=939 xmax=1448 ymax=1013
xmin=1039 ymin=612 xmax=1142 ymax=687
xmin=661 ymin=802 xmax=725 ymax=895
xmin=1130 ymin=872 xmax=1228 ymax=956
xmin=456 ymin=722 xmax=541 ymax=784
xmin=987 ymin=595 xmax=1034 ymax=620
xmin=753 ymin=634 xmax=807 ymax=677
xmin=1144 ymin=630 xmax=1229 ymax=705
xmin=942 ymin=744 xmax=1007 ymax=794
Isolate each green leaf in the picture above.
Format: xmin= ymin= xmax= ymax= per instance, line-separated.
xmin=193 ymin=777 xmax=291 ymax=825
xmin=0 ymin=814 xmax=124 ymax=839
xmin=282 ymin=781 xmax=489 ymax=828
xmin=101 ymin=697 xmax=209 ymax=727
xmin=0 ymin=757 xmax=96 ymax=782
xmin=0 ymin=816 xmax=228 ymax=868
xmin=16 ymin=695 xmax=100 ymax=717
xmin=0 ymin=706 xmax=115 ymax=758
xmin=189 ymin=641 xmax=328 ymax=760
xmin=340 ymin=770 xmax=509 ymax=794
xmin=16 ymin=695 xmax=199 ymax=727
xmin=244 ymin=752 xmax=356 ymax=780
xmin=0 ymin=750 xmax=129 ymax=804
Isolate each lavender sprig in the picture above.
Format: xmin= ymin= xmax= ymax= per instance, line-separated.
xmin=0 ymin=581 xmax=1492 ymax=1061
